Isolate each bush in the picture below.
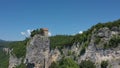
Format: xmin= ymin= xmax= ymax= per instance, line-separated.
xmin=30 ymin=29 xmax=43 ymax=37
xmin=49 ymin=58 xmax=79 ymax=68
xmin=59 ymin=58 xmax=79 ymax=68
xmin=79 ymin=60 xmax=96 ymax=68
xmin=103 ymin=43 xmax=109 ymax=49
xmin=72 ymin=32 xmax=89 ymax=45
xmin=68 ymin=50 xmax=72 ymax=56
xmin=80 ymin=42 xmax=90 ymax=56
xmin=103 ymin=36 xmax=120 ymax=49
xmin=91 ymin=19 xmax=120 ymax=31
xmin=94 ymin=37 xmax=101 ymax=44
xmin=101 ymin=61 xmax=108 ymax=68
xmin=109 ymin=36 xmax=120 ymax=48
xmin=49 ymin=62 xmax=59 ymax=68
xmin=80 ymin=47 xmax=86 ymax=56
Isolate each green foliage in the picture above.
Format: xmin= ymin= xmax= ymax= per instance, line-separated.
xmin=30 ymin=29 xmax=43 ymax=37
xmin=59 ymin=58 xmax=79 ymax=68
xmin=16 ymin=63 xmax=26 ymax=68
xmin=94 ymin=23 xmax=105 ymax=30
xmin=103 ymin=36 xmax=120 ymax=49
xmin=72 ymin=31 xmax=90 ymax=44
xmin=103 ymin=43 xmax=109 ymax=49
xmin=0 ymin=50 xmax=9 ymax=68
xmin=49 ymin=62 xmax=59 ymax=68
xmin=79 ymin=60 xmax=96 ymax=68
xmin=50 ymin=31 xmax=91 ymax=50
xmin=109 ymin=36 xmax=120 ymax=48
xmin=50 ymin=35 xmax=74 ymax=49
xmin=49 ymin=58 xmax=79 ymax=68
xmin=0 ymin=40 xmax=10 ymax=68
xmin=79 ymin=42 xmax=89 ymax=56
xmin=9 ymin=38 xmax=29 ymax=58
xmin=0 ymin=18 xmax=120 ymax=68
xmin=94 ymin=37 xmax=101 ymax=44
xmin=80 ymin=47 xmax=86 ymax=56
xmin=91 ymin=19 xmax=120 ymax=31
xmin=0 ymin=40 xmax=10 ymax=48
xmin=50 ymin=27 xmax=92 ymax=50
xmin=101 ymin=60 xmax=108 ymax=68
xmin=68 ymin=50 xmax=72 ymax=56
xmin=45 ymin=19 xmax=120 ymax=50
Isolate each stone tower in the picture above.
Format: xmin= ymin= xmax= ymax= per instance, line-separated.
xmin=40 ymin=28 xmax=49 ymax=36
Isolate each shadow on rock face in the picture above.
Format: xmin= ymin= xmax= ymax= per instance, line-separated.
xmin=27 ymin=63 xmax=35 ymax=68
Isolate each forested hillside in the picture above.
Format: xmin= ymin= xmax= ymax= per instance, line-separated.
xmin=0 ymin=19 xmax=120 ymax=68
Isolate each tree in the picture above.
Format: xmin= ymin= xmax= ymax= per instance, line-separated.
xmin=109 ymin=36 xmax=120 ymax=48
xmin=101 ymin=61 xmax=108 ymax=68
xmin=30 ymin=29 xmax=40 ymax=37
xmin=79 ymin=60 xmax=96 ymax=68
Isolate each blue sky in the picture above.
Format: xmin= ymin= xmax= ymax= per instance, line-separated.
xmin=0 ymin=0 xmax=120 ymax=41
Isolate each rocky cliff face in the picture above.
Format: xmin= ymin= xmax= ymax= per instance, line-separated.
xmin=5 ymin=48 xmax=22 ymax=68
xmin=49 ymin=26 xmax=120 ymax=68
xmin=7 ymin=28 xmax=61 ymax=68
xmin=6 ymin=26 xmax=120 ymax=68
xmin=25 ymin=34 xmax=50 ymax=68
xmin=77 ymin=27 xmax=120 ymax=68
xmin=9 ymin=52 xmax=22 ymax=68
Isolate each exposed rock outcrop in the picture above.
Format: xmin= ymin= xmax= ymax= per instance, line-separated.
xmin=8 ymin=49 xmax=22 ymax=68
xmin=25 ymin=34 xmax=50 ymax=68
xmin=7 ymin=26 xmax=120 ymax=68
xmin=3 ymin=48 xmax=10 ymax=55
xmin=77 ymin=27 xmax=120 ymax=68
xmin=49 ymin=49 xmax=61 ymax=63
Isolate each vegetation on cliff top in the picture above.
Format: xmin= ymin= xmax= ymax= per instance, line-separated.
xmin=30 ymin=28 xmax=44 ymax=37
xmin=9 ymin=38 xmax=29 ymax=58
xmin=50 ymin=19 xmax=120 ymax=49
xmin=50 ymin=35 xmax=74 ymax=49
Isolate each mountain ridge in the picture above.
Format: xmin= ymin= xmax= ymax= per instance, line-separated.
xmin=0 ymin=19 xmax=120 ymax=68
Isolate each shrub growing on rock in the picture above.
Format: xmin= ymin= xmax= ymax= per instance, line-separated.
xmin=101 ymin=60 xmax=108 ymax=68
xmin=49 ymin=58 xmax=79 ymax=68
xmin=79 ymin=60 xmax=96 ymax=68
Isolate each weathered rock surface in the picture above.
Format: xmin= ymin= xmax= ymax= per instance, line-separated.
xmin=7 ymin=27 xmax=120 ymax=68
xmin=25 ymin=34 xmax=50 ymax=68
xmin=77 ymin=27 xmax=120 ymax=68
xmin=49 ymin=49 xmax=61 ymax=63
xmin=2 ymin=48 xmax=10 ymax=55
xmin=97 ymin=27 xmax=110 ymax=38
xmin=8 ymin=49 xmax=22 ymax=68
